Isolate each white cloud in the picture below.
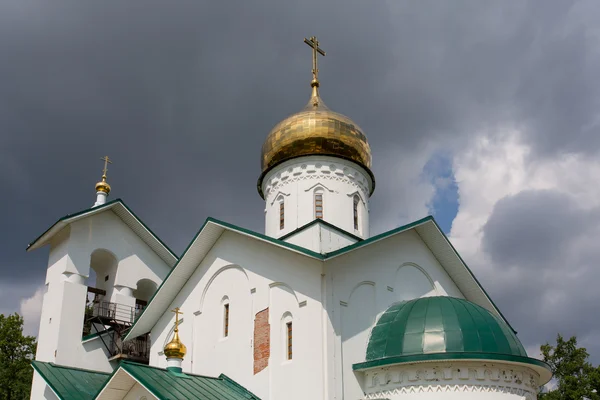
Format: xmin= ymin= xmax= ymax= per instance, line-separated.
xmin=449 ymin=130 xmax=600 ymax=359
xmin=19 ymin=286 xmax=44 ymax=337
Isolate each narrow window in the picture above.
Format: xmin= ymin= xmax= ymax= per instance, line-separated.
xmin=353 ymin=195 xmax=360 ymax=230
xmin=224 ymin=304 xmax=230 ymax=337
xmin=315 ymin=193 xmax=323 ymax=219
xmin=279 ymin=201 xmax=285 ymax=230
xmin=286 ymin=322 xmax=293 ymax=360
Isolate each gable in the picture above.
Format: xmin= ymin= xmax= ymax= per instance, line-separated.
xmin=326 ymin=217 xmax=512 ymax=329
xmin=27 ymin=199 xmax=178 ymax=267
xmin=96 ymin=362 xmax=260 ymax=400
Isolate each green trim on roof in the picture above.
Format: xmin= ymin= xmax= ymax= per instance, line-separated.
xmin=27 ymin=198 xmax=178 ymax=261
xmin=81 ymin=327 xmax=113 ymax=342
xmin=31 ymin=361 xmax=110 ymax=400
xmin=27 ymin=198 xmax=122 ymax=250
xmin=117 ymin=361 xmax=261 ymax=400
xmin=207 ymin=217 xmax=324 ymax=259
xmin=353 ymin=352 xmax=551 ymax=372
xmin=324 ymin=215 xmax=433 ymax=258
xmin=278 ymin=218 xmax=363 ymax=242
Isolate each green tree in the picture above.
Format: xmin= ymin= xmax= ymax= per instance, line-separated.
xmin=0 ymin=313 xmax=37 ymax=400
xmin=539 ymin=334 xmax=599 ymax=400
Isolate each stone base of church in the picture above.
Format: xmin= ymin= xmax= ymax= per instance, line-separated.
xmin=360 ymin=361 xmax=540 ymax=400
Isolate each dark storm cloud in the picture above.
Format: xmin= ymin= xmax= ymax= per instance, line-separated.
xmin=2 ymin=0 xmax=600 ymax=359
xmin=481 ymin=189 xmax=600 ymax=361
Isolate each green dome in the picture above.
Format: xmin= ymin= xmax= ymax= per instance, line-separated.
xmin=355 ymin=296 xmax=551 ymax=382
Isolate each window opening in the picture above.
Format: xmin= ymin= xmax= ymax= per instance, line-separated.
xmin=286 ymin=322 xmax=293 ymax=360
xmin=224 ymin=304 xmax=230 ymax=337
xmin=315 ymin=193 xmax=323 ymax=219
xmin=353 ymin=195 xmax=360 ymax=230
xmin=279 ymin=201 xmax=285 ymax=230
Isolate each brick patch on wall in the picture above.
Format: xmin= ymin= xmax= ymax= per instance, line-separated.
xmin=253 ymin=308 xmax=270 ymax=374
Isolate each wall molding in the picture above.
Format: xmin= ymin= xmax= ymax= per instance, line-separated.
xmin=362 ymin=361 xmax=540 ymax=399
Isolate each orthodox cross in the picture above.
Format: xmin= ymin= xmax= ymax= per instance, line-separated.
xmin=304 ymin=36 xmax=326 ymax=84
xmin=100 ymin=156 xmax=112 ymax=177
xmin=171 ymin=307 xmax=183 ymax=330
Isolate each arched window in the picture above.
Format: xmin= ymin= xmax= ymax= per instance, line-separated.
xmin=282 ymin=313 xmax=293 ymax=361
xmin=279 ymin=199 xmax=285 ymax=230
xmin=353 ymin=195 xmax=360 ymax=230
xmin=286 ymin=321 xmax=293 ymax=360
xmin=314 ymin=192 xmax=323 ymax=219
xmin=222 ymin=297 xmax=230 ymax=338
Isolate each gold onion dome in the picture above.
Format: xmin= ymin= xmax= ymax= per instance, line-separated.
xmin=164 ymin=328 xmax=187 ymax=359
xmin=95 ymin=175 xmax=111 ymax=194
xmin=164 ymin=307 xmax=186 ymax=359
xmin=258 ymin=37 xmax=374 ymax=198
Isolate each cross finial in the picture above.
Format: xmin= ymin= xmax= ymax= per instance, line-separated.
xmin=304 ymin=36 xmax=326 ymax=88
xmin=100 ymin=156 xmax=112 ymax=178
xmin=171 ymin=307 xmax=183 ymax=332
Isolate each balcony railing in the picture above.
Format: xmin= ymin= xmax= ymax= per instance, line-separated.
xmin=83 ymin=286 xmax=150 ymax=363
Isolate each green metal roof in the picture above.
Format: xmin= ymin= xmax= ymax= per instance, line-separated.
xmin=31 ymin=361 xmax=110 ymax=400
xmin=115 ymin=361 xmax=260 ymax=400
xmin=354 ymin=297 xmax=551 ymax=382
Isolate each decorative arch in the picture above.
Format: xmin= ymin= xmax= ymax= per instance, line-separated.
xmin=345 ymin=281 xmax=376 ymax=305
xmin=269 ymin=282 xmax=302 ymax=306
xmin=198 ymin=264 xmax=249 ymax=314
xmin=393 ymin=262 xmax=437 ymax=303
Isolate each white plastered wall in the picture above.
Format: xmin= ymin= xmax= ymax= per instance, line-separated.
xmin=324 ymin=229 xmax=466 ymax=400
xmin=149 ymin=231 xmax=325 ymax=400
xmin=32 ymin=210 xmax=171 ymax=400
xmin=262 ymin=156 xmax=372 ymax=239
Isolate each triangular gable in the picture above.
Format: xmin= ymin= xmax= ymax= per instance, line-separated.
xmin=125 ymin=217 xmax=322 ymax=341
xmin=325 ymin=216 xmax=514 ymax=332
xmin=31 ymin=360 xmax=110 ymax=400
xmin=126 ymin=215 xmax=514 ymax=340
xmin=95 ymin=361 xmax=260 ymax=400
xmin=27 ymin=198 xmax=178 ymax=267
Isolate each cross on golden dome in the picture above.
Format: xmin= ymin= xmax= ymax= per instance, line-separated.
xmin=304 ymin=36 xmax=326 ymax=88
xmin=95 ymin=156 xmax=112 ymax=194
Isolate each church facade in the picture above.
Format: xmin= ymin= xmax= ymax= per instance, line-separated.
xmin=27 ymin=37 xmax=551 ymax=400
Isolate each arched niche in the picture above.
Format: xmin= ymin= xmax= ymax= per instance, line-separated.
xmin=88 ymin=249 xmax=118 ymax=291
xmin=133 ymin=279 xmax=158 ymax=315
xmin=394 ymin=263 xmax=436 ymax=302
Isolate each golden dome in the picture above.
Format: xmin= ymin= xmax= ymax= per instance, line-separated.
xmin=95 ymin=176 xmax=111 ymax=194
xmin=164 ymin=328 xmax=187 ymax=359
xmin=257 ymin=87 xmax=374 ymax=198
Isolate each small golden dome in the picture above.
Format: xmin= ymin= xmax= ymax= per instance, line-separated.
xmin=95 ymin=176 xmax=111 ymax=194
xmin=164 ymin=328 xmax=187 ymax=359
xmin=257 ymin=87 xmax=374 ymax=198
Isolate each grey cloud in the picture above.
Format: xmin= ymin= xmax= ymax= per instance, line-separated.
xmin=480 ymin=189 xmax=600 ymax=361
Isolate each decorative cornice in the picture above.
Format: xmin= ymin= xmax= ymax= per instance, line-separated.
xmin=264 ymin=159 xmax=371 ymax=201
xmin=362 ymin=362 xmax=539 ymax=399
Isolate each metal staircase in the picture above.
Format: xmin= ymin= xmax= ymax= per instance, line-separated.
xmin=83 ymin=287 xmax=151 ymax=364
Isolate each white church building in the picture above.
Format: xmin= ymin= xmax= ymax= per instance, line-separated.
xmin=27 ymin=37 xmax=551 ymax=400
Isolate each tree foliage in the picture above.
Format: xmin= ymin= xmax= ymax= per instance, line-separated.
xmin=540 ymin=334 xmax=600 ymax=400
xmin=0 ymin=313 xmax=37 ymax=400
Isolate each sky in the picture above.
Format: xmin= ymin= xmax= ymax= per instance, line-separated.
xmin=2 ymin=0 xmax=600 ymax=363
